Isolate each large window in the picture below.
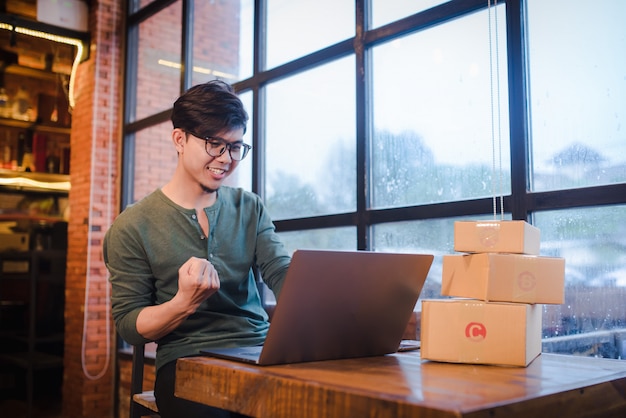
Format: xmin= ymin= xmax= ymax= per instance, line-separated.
xmin=265 ymin=57 xmax=357 ymax=219
xmin=265 ymin=0 xmax=354 ymax=69
xmin=527 ymin=0 xmax=626 ymax=192
xmin=130 ymin=1 xmax=182 ymax=122
xmin=371 ymin=6 xmax=510 ymax=208
xmin=123 ymin=0 xmax=626 ymax=360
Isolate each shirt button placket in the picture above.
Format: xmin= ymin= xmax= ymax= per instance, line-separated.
xmin=190 ymin=213 xmax=205 ymax=239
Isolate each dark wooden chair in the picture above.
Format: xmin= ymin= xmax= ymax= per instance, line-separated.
xmin=130 ymin=344 xmax=159 ymax=418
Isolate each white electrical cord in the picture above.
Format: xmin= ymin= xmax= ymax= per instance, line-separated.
xmin=81 ymin=0 xmax=117 ymax=380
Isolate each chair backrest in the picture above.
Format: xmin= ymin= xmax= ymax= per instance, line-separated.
xmin=130 ymin=344 xmax=159 ymax=418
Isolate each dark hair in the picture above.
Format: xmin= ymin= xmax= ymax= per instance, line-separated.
xmin=171 ymin=80 xmax=248 ymax=136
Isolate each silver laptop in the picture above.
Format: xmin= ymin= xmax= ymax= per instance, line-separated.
xmin=201 ymin=249 xmax=433 ymax=365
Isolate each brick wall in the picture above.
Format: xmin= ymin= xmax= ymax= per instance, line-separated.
xmin=62 ymin=1 xmax=122 ymax=416
xmin=131 ymin=0 xmax=242 ymax=202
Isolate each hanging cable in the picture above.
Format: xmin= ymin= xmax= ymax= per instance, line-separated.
xmin=488 ymin=0 xmax=504 ymax=220
xmin=81 ymin=0 xmax=118 ymax=380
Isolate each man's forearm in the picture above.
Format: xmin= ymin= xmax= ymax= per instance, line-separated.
xmin=135 ymin=295 xmax=196 ymax=340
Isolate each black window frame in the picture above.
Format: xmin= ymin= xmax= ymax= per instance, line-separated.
xmin=121 ymin=0 xmax=626 ymax=280
xmin=124 ymin=0 xmax=624 ymax=241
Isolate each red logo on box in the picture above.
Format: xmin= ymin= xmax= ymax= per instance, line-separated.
xmin=478 ymin=226 xmax=500 ymax=248
xmin=517 ymin=271 xmax=536 ymax=291
xmin=465 ymin=322 xmax=487 ymax=341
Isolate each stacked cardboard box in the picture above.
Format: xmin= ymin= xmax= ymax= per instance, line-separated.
xmin=421 ymin=220 xmax=565 ymax=367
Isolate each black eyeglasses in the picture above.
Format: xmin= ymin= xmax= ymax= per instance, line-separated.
xmin=186 ymin=131 xmax=252 ymax=161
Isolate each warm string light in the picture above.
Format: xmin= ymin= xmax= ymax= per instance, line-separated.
xmin=0 ymin=23 xmax=83 ymax=109
xmin=0 ymin=175 xmax=70 ymax=190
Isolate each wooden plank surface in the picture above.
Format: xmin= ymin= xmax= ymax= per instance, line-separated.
xmin=175 ymin=352 xmax=626 ymax=418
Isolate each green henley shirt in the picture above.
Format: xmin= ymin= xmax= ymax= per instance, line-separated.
xmin=103 ymin=186 xmax=291 ymax=372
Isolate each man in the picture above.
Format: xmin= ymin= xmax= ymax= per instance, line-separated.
xmin=104 ymin=80 xmax=291 ymax=418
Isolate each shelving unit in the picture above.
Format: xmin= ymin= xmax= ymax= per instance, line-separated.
xmin=0 ymin=4 xmax=90 ymax=416
xmin=0 ymin=115 xmax=71 ymax=134
xmin=0 ymin=6 xmax=91 ymax=416
xmin=1 ymin=15 xmax=74 ymax=177
xmin=0 ymin=249 xmax=66 ymax=417
xmin=0 ymin=12 xmax=74 ymax=416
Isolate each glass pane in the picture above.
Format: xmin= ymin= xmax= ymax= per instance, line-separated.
xmin=133 ymin=121 xmax=177 ymax=203
xmin=371 ymin=7 xmax=510 ymax=209
xmin=265 ymin=0 xmax=354 ymax=69
xmin=536 ymin=206 xmax=626 ymax=359
xmin=260 ymin=227 xmax=356 ymax=304
xmin=133 ymin=2 xmax=182 ymax=121
xmin=133 ymin=0 xmax=158 ymax=13
xmin=371 ymin=0 xmax=449 ymax=29
xmin=278 ymin=227 xmax=356 ymax=254
xmin=223 ymin=91 xmax=252 ymax=191
xmin=527 ymin=0 xmax=626 ymax=191
xmin=372 ymin=214 xmax=512 ymax=307
xmin=192 ymin=0 xmax=254 ymax=85
xmin=265 ymin=57 xmax=356 ymax=220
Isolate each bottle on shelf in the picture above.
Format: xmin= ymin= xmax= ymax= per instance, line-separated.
xmin=12 ymin=86 xmax=35 ymax=122
xmin=16 ymin=131 xmax=35 ymax=172
xmin=46 ymin=143 xmax=61 ymax=174
xmin=32 ymin=133 xmax=48 ymax=172
xmin=17 ymin=131 xmax=25 ymax=167
xmin=0 ymin=87 xmax=10 ymax=118
xmin=2 ymin=132 xmax=10 ymax=167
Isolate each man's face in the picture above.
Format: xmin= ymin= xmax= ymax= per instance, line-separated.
xmin=177 ymin=127 xmax=246 ymax=194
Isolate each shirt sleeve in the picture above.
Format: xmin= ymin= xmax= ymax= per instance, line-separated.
xmin=104 ymin=213 xmax=154 ymax=346
xmin=252 ymin=195 xmax=291 ymax=299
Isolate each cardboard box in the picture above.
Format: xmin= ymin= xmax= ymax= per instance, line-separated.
xmin=0 ymin=233 xmax=29 ymax=252
xmin=453 ymin=220 xmax=540 ymax=255
xmin=37 ymin=0 xmax=89 ymax=32
xmin=441 ymin=253 xmax=565 ymax=304
xmin=420 ymin=299 xmax=542 ymax=367
xmin=2 ymin=260 xmax=30 ymax=273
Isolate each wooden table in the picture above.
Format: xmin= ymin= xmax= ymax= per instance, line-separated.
xmin=175 ymin=351 xmax=626 ymax=417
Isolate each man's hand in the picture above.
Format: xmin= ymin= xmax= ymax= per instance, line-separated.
xmin=177 ymin=256 xmax=220 ymax=313
xmin=136 ymin=256 xmax=220 ymax=340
